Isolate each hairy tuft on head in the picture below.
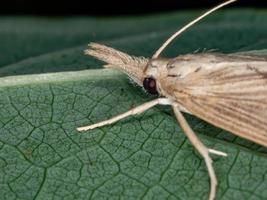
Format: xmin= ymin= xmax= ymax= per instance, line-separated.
xmin=85 ymin=43 xmax=148 ymax=86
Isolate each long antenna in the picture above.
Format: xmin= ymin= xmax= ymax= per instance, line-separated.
xmin=152 ymin=0 xmax=237 ymax=58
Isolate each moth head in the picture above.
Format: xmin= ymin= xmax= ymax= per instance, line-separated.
xmin=142 ymin=58 xmax=169 ymax=95
xmin=85 ymin=43 xmax=148 ymax=86
xmin=85 ymin=43 xmax=167 ymax=96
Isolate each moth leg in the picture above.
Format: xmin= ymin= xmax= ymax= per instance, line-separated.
xmin=77 ymin=98 xmax=172 ymax=132
xmin=208 ymin=149 xmax=227 ymax=157
xmin=172 ymin=105 xmax=224 ymax=200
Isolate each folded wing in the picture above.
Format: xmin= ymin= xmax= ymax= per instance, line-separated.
xmin=173 ymin=53 xmax=267 ymax=147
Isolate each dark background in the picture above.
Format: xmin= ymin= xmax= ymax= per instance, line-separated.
xmin=1 ymin=0 xmax=266 ymax=15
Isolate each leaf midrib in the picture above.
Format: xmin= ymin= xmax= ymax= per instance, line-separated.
xmin=0 ymin=69 xmax=123 ymax=87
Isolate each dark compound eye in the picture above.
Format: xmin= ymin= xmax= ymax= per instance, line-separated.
xmin=143 ymin=77 xmax=158 ymax=95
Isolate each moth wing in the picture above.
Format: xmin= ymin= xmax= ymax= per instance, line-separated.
xmin=172 ymin=58 xmax=267 ymax=147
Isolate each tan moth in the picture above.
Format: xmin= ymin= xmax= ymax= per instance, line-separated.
xmin=77 ymin=0 xmax=267 ymax=199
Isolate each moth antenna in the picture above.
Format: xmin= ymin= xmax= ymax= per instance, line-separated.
xmin=152 ymin=0 xmax=237 ymax=58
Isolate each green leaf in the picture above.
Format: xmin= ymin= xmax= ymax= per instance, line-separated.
xmin=1 ymin=9 xmax=267 ymax=200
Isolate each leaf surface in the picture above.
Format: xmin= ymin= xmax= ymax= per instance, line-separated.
xmin=0 ymin=9 xmax=267 ymax=200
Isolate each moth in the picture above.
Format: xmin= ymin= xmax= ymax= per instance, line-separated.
xmin=77 ymin=0 xmax=267 ymax=199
